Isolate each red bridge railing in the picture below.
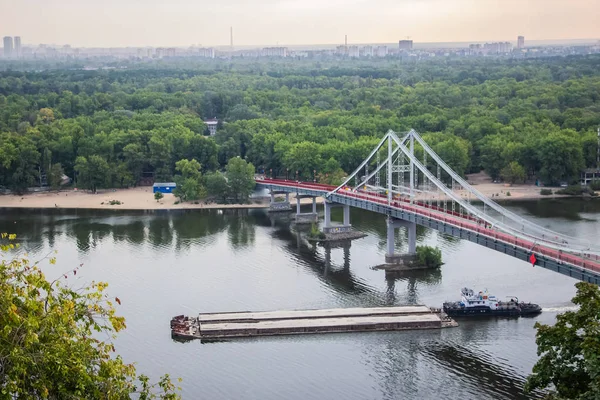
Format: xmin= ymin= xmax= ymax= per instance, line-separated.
xmin=257 ymin=178 xmax=600 ymax=275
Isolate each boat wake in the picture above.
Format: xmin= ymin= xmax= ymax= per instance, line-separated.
xmin=541 ymin=306 xmax=579 ymax=313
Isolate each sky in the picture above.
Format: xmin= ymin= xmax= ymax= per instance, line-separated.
xmin=1 ymin=0 xmax=599 ymax=47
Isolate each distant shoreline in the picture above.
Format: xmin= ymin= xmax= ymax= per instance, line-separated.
xmin=0 ymin=182 xmax=585 ymax=212
xmin=0 ymin=187 xmax=323 ymax=211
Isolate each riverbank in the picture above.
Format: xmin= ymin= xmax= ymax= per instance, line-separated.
xmin=0 ymin=179 xmax=584 ymax=211
xmin=461 ymin=172 xmax=576 ymax=201
xmin=0 ymin=187 xmax=324 ymax=210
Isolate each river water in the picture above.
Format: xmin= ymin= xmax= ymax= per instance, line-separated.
xmin=2 ymin=198 xmax=600 ymax=400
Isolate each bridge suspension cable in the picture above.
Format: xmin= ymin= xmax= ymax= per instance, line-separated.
xmin=408 ymin=129 xmax=597 ymax=254
xmin=325 ymin=129 xmax=600 ymax=257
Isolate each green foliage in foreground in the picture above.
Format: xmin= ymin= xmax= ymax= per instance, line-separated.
xmin=0 ymin=233 xmax=180 ymax=399
xmin=154 ymin=191 xmax=164 ymax=202
xmin=540 ymin=188 xmax=553 ymax=195
xmin=526 ymin=282 xmax=600 ymax=399
xmin=415 ymin=245 xmax=443 ymax=268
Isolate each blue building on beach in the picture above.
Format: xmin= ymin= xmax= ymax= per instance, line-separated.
xmin=153 ymin=182 xmax=176 ymax=194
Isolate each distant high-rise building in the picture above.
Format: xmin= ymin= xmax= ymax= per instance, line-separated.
xmin=348 ymin=45 xmax=359 ymax=58
xmin=14 ymin=36 xmax=21 ymax=58
xmin=481 ymin=41 xmax=512 ymax=54
xmin=361 ymin=45 xmax=374 ymax=57
xmin=262 ymin=47 xmax=288 ymax=57
xmin=197 ymin=48 xmax=215 ymax=58
xmin=399 ymin=40 xmax=413 ymax=50
xmin=375 ymin=45 xmax=388 ymax=57
xmin=3 ymin=36 xmax=13 ymax=58
xmin=517 ymin=36 xmax=525 ymax=49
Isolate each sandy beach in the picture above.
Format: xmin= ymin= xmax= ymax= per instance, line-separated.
xmin=0 ymin=173 xmax=578 ymax=211
xmin=0 ymin=187 xmax=325 ymax=210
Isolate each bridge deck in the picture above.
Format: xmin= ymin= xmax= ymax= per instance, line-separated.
xmin=257 ymin=179 xmax=600 ymax=284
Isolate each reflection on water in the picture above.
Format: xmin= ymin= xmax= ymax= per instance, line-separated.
xmin=2 ymin=208 xmax=257 ymax=253
xmin=0 ymin=200 xmax=594 ymax=399
xmin=504 ymin=198 xmax=600 ymax=221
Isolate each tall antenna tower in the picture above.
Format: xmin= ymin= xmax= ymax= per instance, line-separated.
xmin=345 ymin=35 xmax=347 ymax=47
xmin=230 ymin=26 xmax=234 ymax=52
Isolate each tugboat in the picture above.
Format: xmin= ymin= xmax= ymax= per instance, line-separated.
xmin=443 ymin=288 xmax=542 ymax=317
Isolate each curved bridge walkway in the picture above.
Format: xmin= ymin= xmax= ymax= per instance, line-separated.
xmin=256 ymin=129 xmax=600 ymax=284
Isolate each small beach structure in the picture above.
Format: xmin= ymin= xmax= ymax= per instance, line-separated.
xmin=153 ymin=182 xmax=176 ymax=194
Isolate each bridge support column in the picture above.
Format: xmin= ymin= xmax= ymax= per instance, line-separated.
xmin=268 ymin=190 xmax=292 ymax=212
xmin=343 ymin=205 xmax=350 ymax=226
xmin=324 ymin=201 xmax=332 ymax=228
xmin=322 ymin=202 xmax=353 ymax=234
xmin=294 ymin=195 xmax=318 ymax=224
xmin=407 ymin=221 xmax=416 ymax=255
xmin=384 ymin=217 xmax=418 ymax=267
xmin=318 ymin=202 xmax=366 ymax=243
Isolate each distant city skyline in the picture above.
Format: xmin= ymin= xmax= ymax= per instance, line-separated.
xmin=0 ymin=0 xmax=598 ymax=48
xmin=2 ymin=37 xmax=599 ymax=51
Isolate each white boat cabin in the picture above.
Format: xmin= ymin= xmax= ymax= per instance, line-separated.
xmin=459 ymin=288 xmax=518 ymax=310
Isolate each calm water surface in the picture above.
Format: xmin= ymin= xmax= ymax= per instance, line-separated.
xmin=2 ymin=198 xmax=600 ymax=400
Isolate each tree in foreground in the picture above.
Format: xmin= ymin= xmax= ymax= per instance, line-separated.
xmin=0 ymin=233 xmax=180 ymax=399
xmin=525 ymin=282 xmax=600 ymax=399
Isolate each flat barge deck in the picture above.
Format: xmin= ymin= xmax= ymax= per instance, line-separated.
xmin=171 ymin=306 xmax=457 ymax=341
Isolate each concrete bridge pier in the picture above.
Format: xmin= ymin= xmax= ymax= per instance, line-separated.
xmin=294 ymin=195 xmax=318 ymax=224
xmin=385 ymin=217 xmax=417 ymax=266
xmin=323 ymin=202 xmax=353 ymax=235
xmin=268 ymin=191 xmax=292 ymax=212
xmin=317 ymin=202 xmax=366 ymax=241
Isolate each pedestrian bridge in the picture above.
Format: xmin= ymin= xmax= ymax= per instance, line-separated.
xmin=256 ymin=129 xmax=600 ymax=284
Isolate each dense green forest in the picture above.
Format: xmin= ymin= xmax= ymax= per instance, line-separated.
xmin=0 ymin=55 xmax=599 ymax=193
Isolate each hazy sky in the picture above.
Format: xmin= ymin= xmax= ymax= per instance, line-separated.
xmin=1 ymin=0 xmax=599 ymax=47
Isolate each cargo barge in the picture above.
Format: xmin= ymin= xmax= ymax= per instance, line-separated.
xmin=171 ymin=306 xmax=457 ymax=341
